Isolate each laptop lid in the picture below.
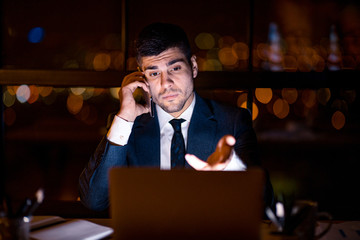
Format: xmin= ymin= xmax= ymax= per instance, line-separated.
xmin=109 ymin=168 xmax=265 ymax=240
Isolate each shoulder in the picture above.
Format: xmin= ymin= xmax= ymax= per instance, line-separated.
xmin=198 ymin=94 xmax=252 ymax=123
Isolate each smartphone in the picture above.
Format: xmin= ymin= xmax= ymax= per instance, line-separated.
xmin=135 ymin=67 xmax=154 ymax=118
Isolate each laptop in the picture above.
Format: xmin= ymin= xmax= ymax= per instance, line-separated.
xmin=109 ymin=168 xmax=265 ymax=240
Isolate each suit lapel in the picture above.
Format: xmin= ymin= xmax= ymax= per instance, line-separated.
xmin=133 ymin=110 xmax=161 ymax=167
xmin=187 ymin=94 xmax=217 ymax=164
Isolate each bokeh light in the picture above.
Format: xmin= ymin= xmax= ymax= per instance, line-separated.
xmin=38 ymin=86 xmax=53 ymax=97
xmin=93 ymin=52 xmax=111 ymax=71
xmin=218 ymin=47 xmax=237 ymax=66
xmin=273 ymin=98 xmax=290 ymax=119
xmin=331 ymin=111 xmax=345 ymax=130
xmin=317 ymin=88 xmax=331 ymax=106
xmin=203 ymin=59 xmax=222 ymax=71
xmin=281 ymin=88 xmax=298 ymax=104
xmin=232 ymin=42 xmax=249 ymax=61
xmin=110 ymin=87 xmax=120 ymax=100
xmin=255 ymin=88 xmax=273 ymax=104
xmin=70 ymin=87 xmax=86 ymax=96
xmin=67 ymin=93 xmax=84 ymax=115
xmin=195 ymin=33 xmax=215 ymax=50
xmin=27 ymin=85 xmax=40 ymax=104
xmin=16 ymin=85 xmax=30 ymax=103
xmin=236 ymin=93 xmax=258 ymax=120
xmin=301 ymin=89 xmax=317 ymax=108
xmin=28 ymin=27 xmax=45 ymax=43
xmin=3 ymin=90 xmax=16 ymax=107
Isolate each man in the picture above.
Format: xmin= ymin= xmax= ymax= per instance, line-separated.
xmin=79 ymin=22 xmax=273 ymax=211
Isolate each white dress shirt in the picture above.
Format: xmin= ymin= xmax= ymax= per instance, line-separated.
xmin=107 ymin=95 xmax=246 ymax=171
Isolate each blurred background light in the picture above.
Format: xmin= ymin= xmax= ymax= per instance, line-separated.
xmin=331 ymin=110 xmax=345 ymax=130
xmin=218 ymin=47 xmax=237 ymax=66
xmin=232 ymin=42 xmax=249 ymax=61
xmin=273 ymin=98 xmax=290 ymax=119
xmin=110 ymin=87 xmax=120 ymax=100
xmin=195 ymin=33 xmax=215 ymax=50
xmin=301 ymin=89 xmax=317 ymax=108
xmin=28 ymin=27 xmax=45 ymax=43
xmin=27 ymin=85 xmax=40 ymax=104
xmin=16 ymin=85 xmax=30 ymax=103
xmin=317 ymin=88 xmax=331 ymax=106
xmin=255 ymin=88 xmax=273 ymax=104
xmin=3 ymin=89 xmax=16 ymax=107
xmin=67 ymin=93 xmax=84 ymax=115
xmin=93 ymin=52 xmax=111 ymax=71
xmin=281 ymin=88 xmax=298 ymax=104
xmin=70 ymin=87 xmax=86 ymax=96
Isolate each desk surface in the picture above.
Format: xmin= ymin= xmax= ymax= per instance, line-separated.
xmin=30 ymin=217 xmax=360 ymax=240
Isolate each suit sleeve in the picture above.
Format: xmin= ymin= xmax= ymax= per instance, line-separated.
xmin=78 ymin=114 xmax=129 ymax=211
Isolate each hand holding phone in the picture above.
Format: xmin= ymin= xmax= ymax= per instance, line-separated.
xmin=117 ymin=71 xmax=152 ymax=121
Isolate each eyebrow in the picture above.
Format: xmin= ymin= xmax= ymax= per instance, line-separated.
xmin=144 ymin=58 xmax=186 ymax=71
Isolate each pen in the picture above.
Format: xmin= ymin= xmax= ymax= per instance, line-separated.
xmin=15 ymin=198 xmax=32 ymax=217
xmin=24 ymin=188 xmax=44 ymax=217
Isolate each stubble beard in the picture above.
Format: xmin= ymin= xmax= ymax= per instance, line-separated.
xmin=155 ymin=87 xmax=193 ymax=114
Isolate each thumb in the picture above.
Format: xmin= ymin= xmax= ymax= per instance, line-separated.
xmin=207 ymin=135 xmax=235 ymax=166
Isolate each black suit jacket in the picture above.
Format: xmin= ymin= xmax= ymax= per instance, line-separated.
xmin=79 ymin=93 xmax=273 ymax=211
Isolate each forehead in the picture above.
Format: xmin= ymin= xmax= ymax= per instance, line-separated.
xmin=140 ymin=47 xmax=188 ymax=69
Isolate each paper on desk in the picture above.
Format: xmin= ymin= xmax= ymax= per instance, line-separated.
xmin=316 ymin=221 xmax=360 ymax=240
xmin=30 ymin=219 xmax=114 ymax=240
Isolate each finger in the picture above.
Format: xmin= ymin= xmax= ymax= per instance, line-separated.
xmin=185 ymin=154 xmax=208 ymax=170
xmin=122 ymin=81 xmax=150 ymax=95
xmin=122 ymin=72 xmax=148 ymax=87
xmin=207 ymin=135 xmax=235 ymax=166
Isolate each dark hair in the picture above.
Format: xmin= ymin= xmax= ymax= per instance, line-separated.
xmin=135 ymin=22 xmax=192 ymax=66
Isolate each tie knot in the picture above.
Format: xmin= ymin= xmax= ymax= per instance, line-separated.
xmin=169 ymin=118 xmax=185 ymax=132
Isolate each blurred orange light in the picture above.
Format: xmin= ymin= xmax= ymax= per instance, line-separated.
xmin=281 ymin=88 xmax=298 ymax=104
xmin=218 ymin=47 xmax=237 ymax=66
xmin=317 ymin=88 xmax=331 ymax=106
xmin=273 ymin=98 xmax=290 ymax=119
xmin=232 ymin=42 xmax=249 ymax=60
xmin=27 ymin=85 xmax=39 ymax=104
xmin=255 ymin=88 xmax=273 ymax=104
xmin=218 ymin=36 xmax=236 ymax=48
xmin=331 ymin=111 xmax=345 ymax=130
xmin=38 ymin=86 xmax=53 ymax=97
xmin=240 ymin=102 xmax=259 ymax=121
xmin=93 ymin=53 xmax=111 ymax=71
xmin=301 ymin=89 xmax=317 ymax=108
xmin=67 ymin=93 xmax=83 ymax=115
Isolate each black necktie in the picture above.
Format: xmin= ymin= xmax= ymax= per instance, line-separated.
xmin=169 ymin=119 xmax=186 ymax=169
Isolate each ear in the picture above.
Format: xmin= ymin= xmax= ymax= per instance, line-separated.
xmin=190 ymin=55 xmax=198 ymax=78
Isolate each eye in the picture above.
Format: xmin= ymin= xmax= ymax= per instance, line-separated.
xmin=170 ymin=66 xmax=181 ymax=72
xmin=149 ymin=72 xmax=160 ymax=77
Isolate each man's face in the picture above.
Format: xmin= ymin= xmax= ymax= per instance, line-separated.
xmin=140 ymin=47 xmax=198 ymax=117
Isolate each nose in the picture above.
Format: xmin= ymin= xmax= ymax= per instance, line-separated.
xmin=160 ymin=71 xmax=173 ymax=89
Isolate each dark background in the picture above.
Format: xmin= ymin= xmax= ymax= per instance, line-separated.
xmin=1 ymin=0 xmax=360 ymax=219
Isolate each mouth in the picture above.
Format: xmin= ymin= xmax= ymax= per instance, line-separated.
xmin=162 ymin=93 xmax=179 ymax=101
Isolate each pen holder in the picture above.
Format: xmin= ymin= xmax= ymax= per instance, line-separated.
xmin=0 ymin=216 xmax=31 ymax=240
xmin=271 ymin=200 xmax=332 ymax=240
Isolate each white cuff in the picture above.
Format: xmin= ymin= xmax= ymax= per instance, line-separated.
xmin=224 ymin=150 xmax=247 ymax=171
xmin=106 ymin=115 xmax=134 ymax=146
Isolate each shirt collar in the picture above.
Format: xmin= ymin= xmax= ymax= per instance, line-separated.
xmin=156 ymin=93 xmax=196 ymax=130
